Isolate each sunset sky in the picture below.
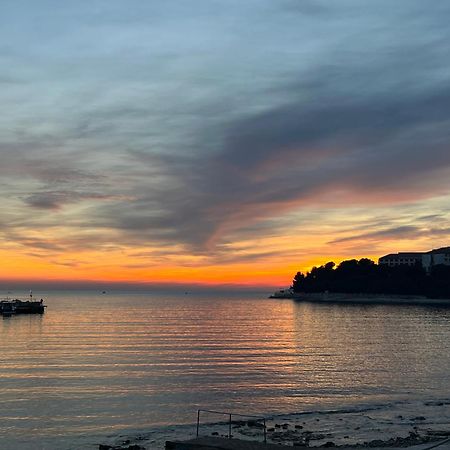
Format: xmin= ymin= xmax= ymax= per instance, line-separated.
xmin=1 ymin=1 xmax=450 ymax=287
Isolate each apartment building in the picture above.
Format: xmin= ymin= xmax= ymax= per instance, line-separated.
xmin=378 ymin=252 xmax=423 ymax=267
xmin=379 ymin=247 xmax=450 ymax=271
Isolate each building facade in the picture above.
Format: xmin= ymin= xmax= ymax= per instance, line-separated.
xmin=379 ymin=247 xmax=450 ymax=271
xmin=378 ymin=252 xmax=423 ymax=267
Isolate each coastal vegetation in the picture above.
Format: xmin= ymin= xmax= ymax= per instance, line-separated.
xmin=292 ymin=259 xmax=450 ymax=298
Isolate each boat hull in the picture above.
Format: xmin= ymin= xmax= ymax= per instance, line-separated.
xmin=1 ymin=300 xmax=46 ymax=316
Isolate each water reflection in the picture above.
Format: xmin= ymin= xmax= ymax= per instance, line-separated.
xmin=0 ymin=293 xmax=449 ymax=449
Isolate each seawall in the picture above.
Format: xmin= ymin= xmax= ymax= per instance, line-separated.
xmin=294 ymin=292 xmax=450 ymax=306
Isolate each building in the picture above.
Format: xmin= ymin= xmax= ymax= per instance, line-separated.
xmin=422 ymin=247 xmax=450 ymax=272
xmin=379 ymin=247 xmax=450 ymax=271
xmin=378 ymin=252 xmax=423 ymax=267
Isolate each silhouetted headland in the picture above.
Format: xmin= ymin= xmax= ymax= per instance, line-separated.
xmin=292 ymin=252 xmax=450 ymax=300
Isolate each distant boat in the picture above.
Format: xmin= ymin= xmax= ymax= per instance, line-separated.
xmin=269 ymin=288 xmax=295 ymax=299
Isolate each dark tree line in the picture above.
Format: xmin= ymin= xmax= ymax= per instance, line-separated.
xmin=292 ymin=258 xmax=450 ymax=298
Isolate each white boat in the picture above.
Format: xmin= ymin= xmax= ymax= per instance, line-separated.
xmin=269 ymin=288 xmax=295 ymax=299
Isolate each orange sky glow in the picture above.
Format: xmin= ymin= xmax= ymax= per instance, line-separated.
xmin=1 ymin=195 xmax=448 ymax=288
xmin=2 ymin=2 xmax=450 ymax=289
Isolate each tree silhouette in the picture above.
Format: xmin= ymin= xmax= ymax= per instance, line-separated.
xmin=292 ymin=259 xmax=450 ymax=298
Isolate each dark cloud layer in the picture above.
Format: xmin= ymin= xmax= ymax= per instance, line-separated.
xmin=24 ymin=191 xmax=121 ymax=210
xmin=330 ymin=226 xmax=450 ymax=245
xmin=105 ymin=69 xmax=450 ymax=250
xmin=1 ymin=0 xmax=450 ymax=261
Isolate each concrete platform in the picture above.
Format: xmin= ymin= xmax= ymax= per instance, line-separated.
xmin=165 ymin=437 xmax=288 ymax=450
xmin=165 ymin=437 xmax=450 ymax=450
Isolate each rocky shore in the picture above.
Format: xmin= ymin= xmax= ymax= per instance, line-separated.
xmin=97 ymin=400 xmax=450 ymax=450
xmin=231 ymin=420 xmax=449 ymax=448
xmin=100 ymin=431 xmax=450 ymax=450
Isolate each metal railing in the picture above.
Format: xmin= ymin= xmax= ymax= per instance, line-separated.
xmin=196 ymin=409 xmax=267 ymax=443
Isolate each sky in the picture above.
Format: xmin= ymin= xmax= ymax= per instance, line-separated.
xmin=1 ymin=0 xmax=450 ymax=287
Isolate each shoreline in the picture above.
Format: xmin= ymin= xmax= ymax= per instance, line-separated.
xmin=164 ymin=437 xmax=450 ymax=450
xmin=101 ymin=421 xmax=450 ymax=450
xmin=293 ymin=293 xmax=450 ymax=306
xmin=100 ymin=399 xmax=450 ymax=450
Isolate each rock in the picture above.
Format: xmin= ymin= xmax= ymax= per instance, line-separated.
xmin=293 ymin=441 xmax=308 ymax=447
xmin=284 ymin=431 xmax=298 ymax=439
xmin=271 ymin=432 xmax=284 ymax=441
xmin=282 ymin=424 xmax=289 ymax=429
xmin=307 ymin=433 xmax=326 ymax=440
xmin=412 ymin=416 xmax=426 ymax=421
xmin=368 ymin=439 xmax=384 ymax=447
xmin=246 ymin=420 xmax=263 ymax=428
xmin=232 ymin=420 xmax=246 ymax=426
xmin=275 ymin=424 xmax=281 ymax=428
xmin=320 ymin=441 xmax=335 ymax=447
xmin=427 ymin=430 xmax=450 ymax=437
xmin=211 ymin=432 xmax=219 ymax=436
xmin=267 ymin=428 xmax=275 ymax=432
xmin=295 ymin=425 xmax=303 ymax=429
xmin=101 ymin=446 xmax=145 ymax=450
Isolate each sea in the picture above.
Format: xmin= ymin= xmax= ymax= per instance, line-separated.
xmin=0 ymin=290 xmax=449 ymax=449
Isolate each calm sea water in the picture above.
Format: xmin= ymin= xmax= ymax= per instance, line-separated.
xmin=0 ymin=291 xmax=450 ymax=449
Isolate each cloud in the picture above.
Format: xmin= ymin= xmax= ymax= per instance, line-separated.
xmin=330 ymin=226 xmax=424 ymax=244
xmin=23 ymin=191 xmax=125 ymax=210
xmin=330 ymin=225 xmax=450 ymax=245
xmin=1 ymin=0 xmax=450 ymax=265
xmin=73 ymin=78 xmax=450 ymax=256
xmin=105 ymin=69 xmax=450 ymax=251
